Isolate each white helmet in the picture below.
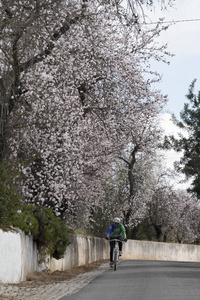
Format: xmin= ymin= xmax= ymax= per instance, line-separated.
xmin=113 ymin=217 xmax=120 ymax=224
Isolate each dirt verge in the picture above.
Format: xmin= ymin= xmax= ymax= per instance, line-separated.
xmin=3 ymin=259 xmax=108 ymax=288
xmin=0 ymin=260 xmax=108 ymax=299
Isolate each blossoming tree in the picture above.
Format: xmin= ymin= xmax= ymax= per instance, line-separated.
xmin=1 ymin=0 xmax=173 ymax=227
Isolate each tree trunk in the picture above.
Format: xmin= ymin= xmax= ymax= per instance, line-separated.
xmin=128 ymin=145 xmax=139 ymax=197
xmin=153 ymin=224 xmax=162 ymax=242
xmin=121 ymin=145 xmax=139 ymax=226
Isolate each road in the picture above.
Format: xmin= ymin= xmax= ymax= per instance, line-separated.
xmin=59 ymin=260 xmax=200 ymax=300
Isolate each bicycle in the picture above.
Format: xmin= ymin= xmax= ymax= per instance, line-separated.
xmin=106 ymin=236 xmax=125 ymax=271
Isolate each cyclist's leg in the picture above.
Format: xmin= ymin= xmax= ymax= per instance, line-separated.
xmin=113 ymin=243 xmax=118 ymax=270
xmin=118 ymin=241 xmax=123 ymax=256
xmin=118 ymin=241 xmax=122 ymax=252
xmin=110 ymin=240 xmax=115 ymax=262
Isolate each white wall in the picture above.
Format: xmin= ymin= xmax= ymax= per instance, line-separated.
xmin=1 ymin=228 xmax=200 ymax=284
xmin=123 ymin=240 xmax=200 ymax=262
xmin=0 ymin=229 xmax=109 ymax=283
xmin=48 ymin=234 xmax=110 ymax=271
xmin=0 ymin=229 xmax=22 ymax=283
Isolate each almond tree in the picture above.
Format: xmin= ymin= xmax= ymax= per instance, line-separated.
xmin=90 ymin=147 xmax=165 ymax=234
xmin=1 ymin=0 xmax=172 ymax=226
xmin=147 ymin=186 xmax=200 ymax=243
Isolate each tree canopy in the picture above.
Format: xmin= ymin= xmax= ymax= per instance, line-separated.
xmin=1 ymin=1 xmax=200 ymax=245
xmin=0 ymin=0 xmax=181 ymax=231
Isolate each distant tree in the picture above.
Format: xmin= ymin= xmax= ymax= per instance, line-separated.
xmin=163 ymin=80 xmax=200 ymax=198
xmin=136 ymin=218 xmax=157 ymax=241
xmin=118 ymin=115 xmax=163 ymax=226
xmin=90 ymin=148 xmax=164 ymax=234
xmin=138 ymin=172 xmax=200 ymax=244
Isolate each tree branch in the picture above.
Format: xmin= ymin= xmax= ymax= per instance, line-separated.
xmin=118 ymin=156 xmax=130 ymax=165
xmin=19 ymin=14 xmax=83 ymax=72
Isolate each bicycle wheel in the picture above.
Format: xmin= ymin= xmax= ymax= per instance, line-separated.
xmin=114 ymin=249 xmax=118 ymax=271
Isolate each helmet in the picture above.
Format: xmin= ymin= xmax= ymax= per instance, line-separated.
xmin=113 ymin=217 xmax=120 ymax=224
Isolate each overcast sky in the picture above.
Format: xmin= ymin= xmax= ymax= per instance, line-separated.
xmin=158 ymin=113 xmax=192 ymax=190
xmin=145 ymin=0 xmax=200 ymax=118
xmin=143 ymin=0 xmax=200 ymax=189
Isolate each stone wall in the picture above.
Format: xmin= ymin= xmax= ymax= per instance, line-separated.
xmin=1 ymin=228 xmax=200 ymax=284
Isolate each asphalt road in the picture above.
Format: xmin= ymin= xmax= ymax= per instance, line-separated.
xmin=59 ymin=260 xmax=200 ymax=300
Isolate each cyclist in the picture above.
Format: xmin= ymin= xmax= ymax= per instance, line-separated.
xmin=106 ymin=217 xmax=127 ymax=267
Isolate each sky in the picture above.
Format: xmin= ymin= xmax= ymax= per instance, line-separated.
xmin=145 ymin=0 xmax=200 ymax=118
xmin=143 ymin=0 xmax=200 ymax=190
xmin=158 ymin=113 xmax=192 ymax=190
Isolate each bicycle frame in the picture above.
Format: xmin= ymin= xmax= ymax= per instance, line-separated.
xmin=110 ymin=238 xmax=123 ymax=271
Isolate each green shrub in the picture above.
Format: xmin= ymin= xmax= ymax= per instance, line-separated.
xmin=13 ymin=207 xmax=39 ymax=236
xmin=52 ymin=222 xmax=70 ymax=260
xmin=14 ymin=204 xmax=70 ymax=260
xmin=0 ymin=160 xmax=70 ymax=260
xmin=0 ymin=159 xmax=22 ymax=228
xmin=31 ymin=205 xmax=70 ymax=259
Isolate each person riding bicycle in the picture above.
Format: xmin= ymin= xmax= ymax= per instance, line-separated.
xmin=106 ymin=217 xmax=127 ymax=267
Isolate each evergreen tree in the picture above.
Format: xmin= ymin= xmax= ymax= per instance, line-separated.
xmin=164 ymin=79 xmax=200 ymax=197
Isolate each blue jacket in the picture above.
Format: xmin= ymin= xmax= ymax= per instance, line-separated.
xmin=107 ymin=223 xmax=126 ymax=238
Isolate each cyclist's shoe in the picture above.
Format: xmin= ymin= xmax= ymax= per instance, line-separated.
xmin=110 ymin=262 xmax=114 ymax=267
xmin=119 ymin=251 xmax=123 ymax=256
